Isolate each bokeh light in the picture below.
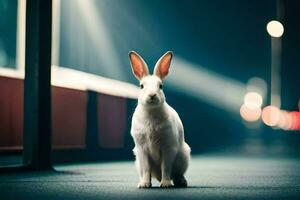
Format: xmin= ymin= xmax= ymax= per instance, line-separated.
xmin=266 ymin=20 xmax=284 ymax=38
xmin=277 ymin=110 xmax=293 ymax=130
xmin=266 ymin=108 xmax=300 ymax=131
xmin=244 ymin=92 xmax=263 ymax=109
xmin=240 ymin=104 xmax=261 ymax=122
xmin=246 ymin=77 xmax=267 ymax=97
xmin=290 ymin=111 xmax=300 ymax=130
xmin=262 ymin=105 xmax=281 ymax=126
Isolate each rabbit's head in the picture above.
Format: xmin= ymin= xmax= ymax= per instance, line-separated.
xmin=129 ymin=51 xmax=172 ymax=108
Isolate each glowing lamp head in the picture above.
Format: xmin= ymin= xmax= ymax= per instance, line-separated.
xmin=266 ymin=20 xmax=284 ymax=38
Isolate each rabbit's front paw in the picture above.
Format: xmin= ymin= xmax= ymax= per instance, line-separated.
xmin=160 ymin=179 xmax=173 ymax=188
xmin=137 ymin=181 xmax=151 ymax=188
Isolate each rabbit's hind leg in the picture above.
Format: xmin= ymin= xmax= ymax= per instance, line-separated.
xmin=172 ymin=142 xmax=191 ymax=187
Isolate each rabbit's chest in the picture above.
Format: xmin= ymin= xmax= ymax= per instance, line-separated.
xmin=132 ymin=114 xmax=174 ymax=147
xmin=145 ymin=121 xmax=172 ymax=146
xmin=145 ymin=122 xmax=173 ymax=163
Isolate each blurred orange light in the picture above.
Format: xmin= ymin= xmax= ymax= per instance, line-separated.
xmin=277 ymin=111 xmax=293 ymax=130
xmin=290 ymin=112 xmax=300 ymax=130
xmin=262 ymin=105 xmax=280 ymax=126
xmin=240 ymin=104 xmax=261 ymax=122
xmin=244 ymin=92 xmax=263 ymax=109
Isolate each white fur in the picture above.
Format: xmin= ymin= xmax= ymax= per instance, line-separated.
xmin=129 ymin=52 xmax=191 ymax=188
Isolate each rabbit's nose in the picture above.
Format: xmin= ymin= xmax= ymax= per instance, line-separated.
xmin=149 ymin=93 xmax=157 ymax=99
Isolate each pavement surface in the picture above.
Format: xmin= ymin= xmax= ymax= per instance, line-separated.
xmin=0 ymin=155 xmax=300 ymax=200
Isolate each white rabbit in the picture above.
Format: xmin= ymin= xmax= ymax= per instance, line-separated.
xmin=129 ymin=51 xmax=191 ymax=188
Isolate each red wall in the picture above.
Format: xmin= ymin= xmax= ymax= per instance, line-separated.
xmin=0 ymin=76 xmax=87 ymax=150
xmin=0 ymin=77 xmax=23 ymax=150
xmin=98 ymin=94 xmax=126 ymax=148
xmin=0 ymin=76 xmax=127 ymax=151
xmin=52 ymin=86 xmax=87 ymax=149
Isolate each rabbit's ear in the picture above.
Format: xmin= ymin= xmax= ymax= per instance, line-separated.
xmin=129 ymin=51 xmax=149 ymax=80
xmin=154 ymin=51 xmax=173 ymax=80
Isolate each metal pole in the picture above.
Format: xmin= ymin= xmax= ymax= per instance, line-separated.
xmin=23 ymin=0 xmax=53 ymax=170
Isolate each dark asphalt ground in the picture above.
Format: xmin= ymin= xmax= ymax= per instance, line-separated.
xmin=0 ymin=155 xmax=300 ymax=200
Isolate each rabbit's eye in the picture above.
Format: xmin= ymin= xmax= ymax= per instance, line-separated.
xmin=140 ymin=84 xmax=144 ymax=89
xmin=159 ymin=84 xmax=163 ymax=89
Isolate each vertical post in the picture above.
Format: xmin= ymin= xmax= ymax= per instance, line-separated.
xmin=270 ymin=37 xmax=282 ymax=108
xmin=23 ymin=0 xmax=53 ymax=170
xmin=270 ymin=0 xmax=284 ymax=108
xmin=51 ymin=0 xmax=60 ymax=66
xmin=86 ymin=91 xmax=99 ymax=154
xmin=16 ymin=0 xmax=26 ymax=72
